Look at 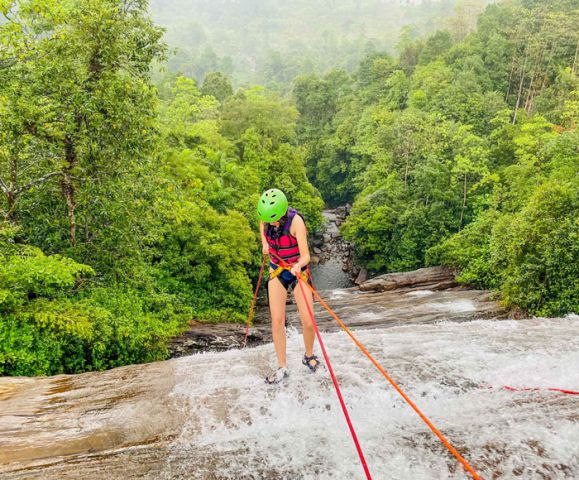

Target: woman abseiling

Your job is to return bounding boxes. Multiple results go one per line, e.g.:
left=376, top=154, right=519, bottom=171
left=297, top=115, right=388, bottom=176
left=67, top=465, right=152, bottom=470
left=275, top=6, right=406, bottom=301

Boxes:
left=257, top=188, right=322, bottom=384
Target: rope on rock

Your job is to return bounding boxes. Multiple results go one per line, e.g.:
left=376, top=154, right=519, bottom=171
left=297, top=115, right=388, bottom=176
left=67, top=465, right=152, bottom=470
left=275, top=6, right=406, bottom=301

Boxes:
left=296, top=275, right=373, bottom=479
left=243, top=254, right=267, bottom=347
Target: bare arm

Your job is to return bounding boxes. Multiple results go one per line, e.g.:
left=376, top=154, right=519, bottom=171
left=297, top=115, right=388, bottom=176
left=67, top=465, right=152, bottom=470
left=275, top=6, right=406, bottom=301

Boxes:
left=290, top=215, right=310, bottom=274
left=259, top=221, right=269, bottom=255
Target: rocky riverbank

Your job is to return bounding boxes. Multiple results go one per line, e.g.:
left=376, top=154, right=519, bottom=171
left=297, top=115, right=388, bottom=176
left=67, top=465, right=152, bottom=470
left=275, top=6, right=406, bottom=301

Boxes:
left=168, top=266, right=508, bottom=357
left=309, top=206, right=368, bottom=285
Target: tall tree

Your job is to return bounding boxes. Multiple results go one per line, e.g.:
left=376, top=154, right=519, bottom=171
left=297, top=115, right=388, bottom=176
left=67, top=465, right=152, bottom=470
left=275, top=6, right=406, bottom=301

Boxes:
left=0, top=0, right=166, bottom=249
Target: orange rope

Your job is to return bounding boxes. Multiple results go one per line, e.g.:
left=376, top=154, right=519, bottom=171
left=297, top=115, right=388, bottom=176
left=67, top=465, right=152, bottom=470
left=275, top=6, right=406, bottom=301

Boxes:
left=267, top=250, right=481, bottom=478
left=303, top=278, right=481, bottom=480
left=243, top=254, right=267, bottom=346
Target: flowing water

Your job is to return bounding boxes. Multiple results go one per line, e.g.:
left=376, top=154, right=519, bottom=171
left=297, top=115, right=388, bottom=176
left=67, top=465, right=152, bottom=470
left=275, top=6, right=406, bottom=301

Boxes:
left=1, top=315, right=578, bottom=479
left=308, top=210, right=354, bottom=290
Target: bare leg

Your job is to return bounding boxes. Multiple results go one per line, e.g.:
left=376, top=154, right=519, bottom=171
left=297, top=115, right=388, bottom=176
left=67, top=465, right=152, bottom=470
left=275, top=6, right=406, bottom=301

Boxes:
left=268, top=275, right=288, bottom=368
left=294, top=279, right=316, bottom=358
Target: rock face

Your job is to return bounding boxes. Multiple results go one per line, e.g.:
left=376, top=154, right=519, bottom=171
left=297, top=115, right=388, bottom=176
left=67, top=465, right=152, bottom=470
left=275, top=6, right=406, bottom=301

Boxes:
left=354, top=268, right=367, bottom=285
left=0, top=255, right=525, bottom=480
left=169, top=321, right=264, bottom=357
left=167, top=265, right=507, bottom=356
left=2, top=316, right=577, bottom=479
left=308, top=208, right=356, bottom=289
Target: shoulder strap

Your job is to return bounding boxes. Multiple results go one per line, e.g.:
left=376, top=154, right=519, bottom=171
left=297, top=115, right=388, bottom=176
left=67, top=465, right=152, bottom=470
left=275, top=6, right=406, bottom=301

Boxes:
left=283, top=207, right=305, bottom=234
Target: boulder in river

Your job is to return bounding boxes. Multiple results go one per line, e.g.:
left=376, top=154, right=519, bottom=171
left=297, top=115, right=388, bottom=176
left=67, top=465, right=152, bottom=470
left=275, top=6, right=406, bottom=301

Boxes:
left=354, top=268, right=368, bottom=285
left=165, top=265, right=504, bottom=356
left=360, top=266, right=456, bottom=292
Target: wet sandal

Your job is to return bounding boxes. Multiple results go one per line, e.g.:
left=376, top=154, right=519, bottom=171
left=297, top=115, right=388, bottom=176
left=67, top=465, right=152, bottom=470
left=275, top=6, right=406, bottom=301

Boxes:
left=302, top=354, right=321, bottom=373
left=265, top=367, right=289, bottom=384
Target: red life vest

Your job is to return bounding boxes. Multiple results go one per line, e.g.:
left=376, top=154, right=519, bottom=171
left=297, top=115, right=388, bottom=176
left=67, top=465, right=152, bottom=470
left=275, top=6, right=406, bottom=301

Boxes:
left=265, top=207, right=304, bottom=266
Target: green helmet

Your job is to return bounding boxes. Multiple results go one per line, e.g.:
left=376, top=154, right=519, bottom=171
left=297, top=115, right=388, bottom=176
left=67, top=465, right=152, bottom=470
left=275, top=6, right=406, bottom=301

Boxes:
left=257, top=188, right=288, bottom=222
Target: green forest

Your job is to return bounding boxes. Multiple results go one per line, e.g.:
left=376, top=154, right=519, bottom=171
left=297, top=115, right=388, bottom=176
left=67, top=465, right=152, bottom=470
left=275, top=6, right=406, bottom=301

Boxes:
left=1, top=0, right=577, bottom=376
left=148, top=0, right=473, bottom=89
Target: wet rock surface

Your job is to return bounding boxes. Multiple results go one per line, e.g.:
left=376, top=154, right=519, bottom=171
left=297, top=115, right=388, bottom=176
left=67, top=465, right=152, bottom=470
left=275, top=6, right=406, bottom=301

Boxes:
left=0, top=207, right=535, bottom=479
left=2, top=316, right=577, bottom=479
left=309, top=207, right=356, bottom=286
left=168, top=265, right=507, bottom=356
left=360, top=266, right=458, bottom=292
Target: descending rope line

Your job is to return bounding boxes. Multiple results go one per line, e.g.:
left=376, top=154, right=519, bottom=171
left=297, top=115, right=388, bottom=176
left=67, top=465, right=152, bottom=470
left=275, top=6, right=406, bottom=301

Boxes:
left=302, top=274, right=481, bottom=480
left=267, top=249, right=479, bottom=479
left=296, top=275, right=373, bottom=479
left=243, top=254, right=267, bottom=347
left=261, top=248, right=578, bottom=478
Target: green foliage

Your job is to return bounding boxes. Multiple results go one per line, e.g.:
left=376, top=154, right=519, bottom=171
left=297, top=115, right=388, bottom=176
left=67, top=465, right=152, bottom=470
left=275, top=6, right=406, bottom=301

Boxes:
left=299, top=0, right=579, bottom=317
left=201, top=71, right=234, bottom=102
left=149, top=0, right=460, bottom=87
left=0, top=224, right=188, bottom=376
left=0, top=4, right=323, bottom=377
left=429, top=127, right=579, bottom=316
left=221, top=87, right=298, bottom=147
left=498, top=182, right=578, bottom=316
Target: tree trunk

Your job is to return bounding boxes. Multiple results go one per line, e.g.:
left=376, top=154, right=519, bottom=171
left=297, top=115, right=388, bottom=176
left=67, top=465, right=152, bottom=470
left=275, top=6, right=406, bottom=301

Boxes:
left=512, top=50, right=529, bottom=125
left=460, top=173, right=467, bottom=229
left=538, top=42, right=556, bottom=97
left=5, top=155, right=18, bottom=224
left=62, top=136, right=77, bottom=247
left=524, top=45, right=545, bottom=114
left=5, top=191, right=16, bottom=224
left=573, top=37, right=579, bottom=74
left=505, top=26, right=523, bottom=101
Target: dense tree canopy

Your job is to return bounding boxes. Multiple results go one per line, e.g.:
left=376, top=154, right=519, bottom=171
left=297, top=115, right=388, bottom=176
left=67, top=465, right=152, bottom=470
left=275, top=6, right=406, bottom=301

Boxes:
left=293, top=0, right=578, bottom=316
left=0, top=0, right=322, bottom=376
left=1, top=0, right=577, bottom=376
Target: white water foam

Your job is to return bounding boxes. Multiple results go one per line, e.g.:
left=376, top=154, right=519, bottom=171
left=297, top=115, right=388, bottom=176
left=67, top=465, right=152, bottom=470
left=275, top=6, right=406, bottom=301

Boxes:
left=423, top=299, right=477, bottom=313
left=165, top=317, right=579, bottom=479
left=405, top=290, right=435, bottom=297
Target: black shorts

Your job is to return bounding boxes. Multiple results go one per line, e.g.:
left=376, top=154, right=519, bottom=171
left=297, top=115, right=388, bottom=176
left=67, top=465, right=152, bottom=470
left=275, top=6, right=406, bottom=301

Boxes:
left=269, top=262, right=309, bottom=292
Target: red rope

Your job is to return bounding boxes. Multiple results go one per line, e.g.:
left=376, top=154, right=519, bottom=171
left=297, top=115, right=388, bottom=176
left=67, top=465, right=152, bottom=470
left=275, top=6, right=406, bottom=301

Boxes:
left=296, top=276, right=373, bottom=479
left=268, top=249, right=576, bottom=479
left=243, top=254, right=267, bottom=347
left=300, top=270, right=481, bottom=480
left=485, top=385, right=579, bottom=395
